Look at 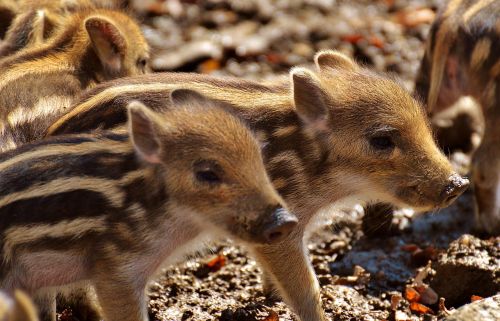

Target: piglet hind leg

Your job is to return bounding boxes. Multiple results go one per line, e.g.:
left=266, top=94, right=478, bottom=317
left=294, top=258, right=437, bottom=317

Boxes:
left=57, top=287, right=101, bottom=321
left=251, top=231, right=326, bottom=321
left=33, top=291, right=56, bottom=321
left=472, top=115, right=500, bottom=235
left=472, top=153, right=500, bottom=234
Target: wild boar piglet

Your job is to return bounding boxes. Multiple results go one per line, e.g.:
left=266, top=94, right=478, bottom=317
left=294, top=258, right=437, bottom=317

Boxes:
left=0, top=0, right=97, bottom=58
left=0, top=7, right=149, bottom=152
left=415, top=0, right=500, bottom=233
left=0, top=90, right=297, bottom=321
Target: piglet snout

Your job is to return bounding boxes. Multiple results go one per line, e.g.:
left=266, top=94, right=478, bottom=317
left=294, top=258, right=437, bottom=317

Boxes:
left=261, top=207, right=298, bottom=244
left=440, top=173, right=470, bottom=206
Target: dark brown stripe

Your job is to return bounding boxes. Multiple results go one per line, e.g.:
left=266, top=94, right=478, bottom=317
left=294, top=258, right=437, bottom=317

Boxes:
left=51, top=90, right=172, bottom=135
left=122, top=174, right=168, bottom=215
left=0, top=190, right=115, bottom=230
left=0, top=134, right=98, bottom=162
left=0, top=134, right=135, bottom=197
left=0, top=22, right=77, bottom=70
left=0, top=4, right=16, bottom=39
left=0, top=10, right=37, bottom=58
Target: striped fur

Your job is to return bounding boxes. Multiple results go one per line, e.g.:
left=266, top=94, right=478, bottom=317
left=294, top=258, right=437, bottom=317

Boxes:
left=0, top=94, right=294, bottom=321
left=0, top=0, right=18, bottom=39
left=0, top=7, right=149, bottom=152
left=415, top=0, right=500, bottom=112
left=415, top=0, right=500, bottom=233
left=0, top=7, right=65, bottom=59
left=46, top=51, right=467, bottom=321
left=0, top=0, right=127, bottom=58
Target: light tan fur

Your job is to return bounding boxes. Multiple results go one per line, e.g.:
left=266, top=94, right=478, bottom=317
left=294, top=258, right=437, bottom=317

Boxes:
left=428, top=0, right=463, bottom=112
left=462, top=0, right=495, bottom=22
left=470, top=38, right=492, bottom=71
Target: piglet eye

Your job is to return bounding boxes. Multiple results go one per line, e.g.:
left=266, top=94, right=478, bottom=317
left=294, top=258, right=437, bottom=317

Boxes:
left=194, top=160, right=223, bottom=184
left=196, top=170, right=220, bottom=183
left=369, top=135, right=395, bottom=151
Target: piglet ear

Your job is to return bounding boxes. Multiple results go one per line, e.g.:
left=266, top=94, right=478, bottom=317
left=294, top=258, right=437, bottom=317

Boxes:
left=314, top=50, right=358, bottom=73
left=291, top=67, right=329, bottom=131
left=169, top=89, right=211, bottom=107
left=85, top=16, right=125, bottom=74
left=127, top=101, right=163, bottom=164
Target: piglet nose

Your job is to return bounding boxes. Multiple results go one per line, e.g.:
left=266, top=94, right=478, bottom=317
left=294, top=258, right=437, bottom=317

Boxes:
left=262, top=207, right=298, bottom=244
left=441, top=173, right=470, bottom=206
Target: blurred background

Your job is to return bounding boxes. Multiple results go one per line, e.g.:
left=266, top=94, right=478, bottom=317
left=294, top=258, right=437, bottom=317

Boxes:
left=132, top=0, right=436, bottom=88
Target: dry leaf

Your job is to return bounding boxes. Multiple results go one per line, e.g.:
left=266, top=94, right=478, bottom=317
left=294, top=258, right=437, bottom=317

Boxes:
left=401, top=244, right=420, bottom=252
left=341, top=34, right=364, bottom=44
left=405, top=286, right=421, bottom=303
left=265, top=53, right=284, bottom=64
left=410, top=302, right=434, bottom=315
left=471, top=295, right=484, bottom=302
left=207, top=254, right=226, bottom=272
left=262, top=310, right=279, bottom=321
left=200, top=59, right=221, bottom=74
left=391, top=294, right=402, bottom=310
left=369, top=36, right=384, bottom=48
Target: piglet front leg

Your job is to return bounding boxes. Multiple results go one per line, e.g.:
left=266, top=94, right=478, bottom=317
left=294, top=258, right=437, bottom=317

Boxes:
left=92, top=262, right=148, bottom=321
left=251, top=230, right=326, bottom=321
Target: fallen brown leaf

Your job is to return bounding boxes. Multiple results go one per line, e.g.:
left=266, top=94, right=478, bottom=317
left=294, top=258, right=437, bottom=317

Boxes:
left=200, top=59, right=221, bottom=74
left=409, top=302, right=434, bottom=315
left=401, top=244, right=420, bottom=252
left=369, top=36, right=384, bottom=49
left=390, top=294, right=402, bottom=310
left=262, top=310, right=279, bottom=321
left=471, top=295, right=484, bottom=302
left=405, top=286, right=421, bottom=303
left=341, top=34, right=364, bottom=44
left=206, top=254, right=226, bottom=272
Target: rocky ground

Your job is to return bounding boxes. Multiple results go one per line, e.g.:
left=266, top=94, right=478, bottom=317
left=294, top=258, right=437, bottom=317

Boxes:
left=60, top=0, right=499, bottom=320
left=139, top=192, right=499, bottom=321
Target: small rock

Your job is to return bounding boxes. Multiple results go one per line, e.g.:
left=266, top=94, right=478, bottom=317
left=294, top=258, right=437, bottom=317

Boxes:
left=152, top=40, right=223, bottom=71
left=430, top=235, right=500, bottom=307
left=322, top=285, right=388, bottom=320
left=444, top=294, right=500, bottom=321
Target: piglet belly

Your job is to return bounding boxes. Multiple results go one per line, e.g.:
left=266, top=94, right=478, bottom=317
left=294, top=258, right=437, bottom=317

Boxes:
left=18, top=250, right=87, bottom=289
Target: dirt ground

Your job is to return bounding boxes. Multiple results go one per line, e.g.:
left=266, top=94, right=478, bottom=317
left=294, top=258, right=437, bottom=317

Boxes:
left=57, top=0, right=499, bottom=320
left=142, top=192, right=498, bottom=321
